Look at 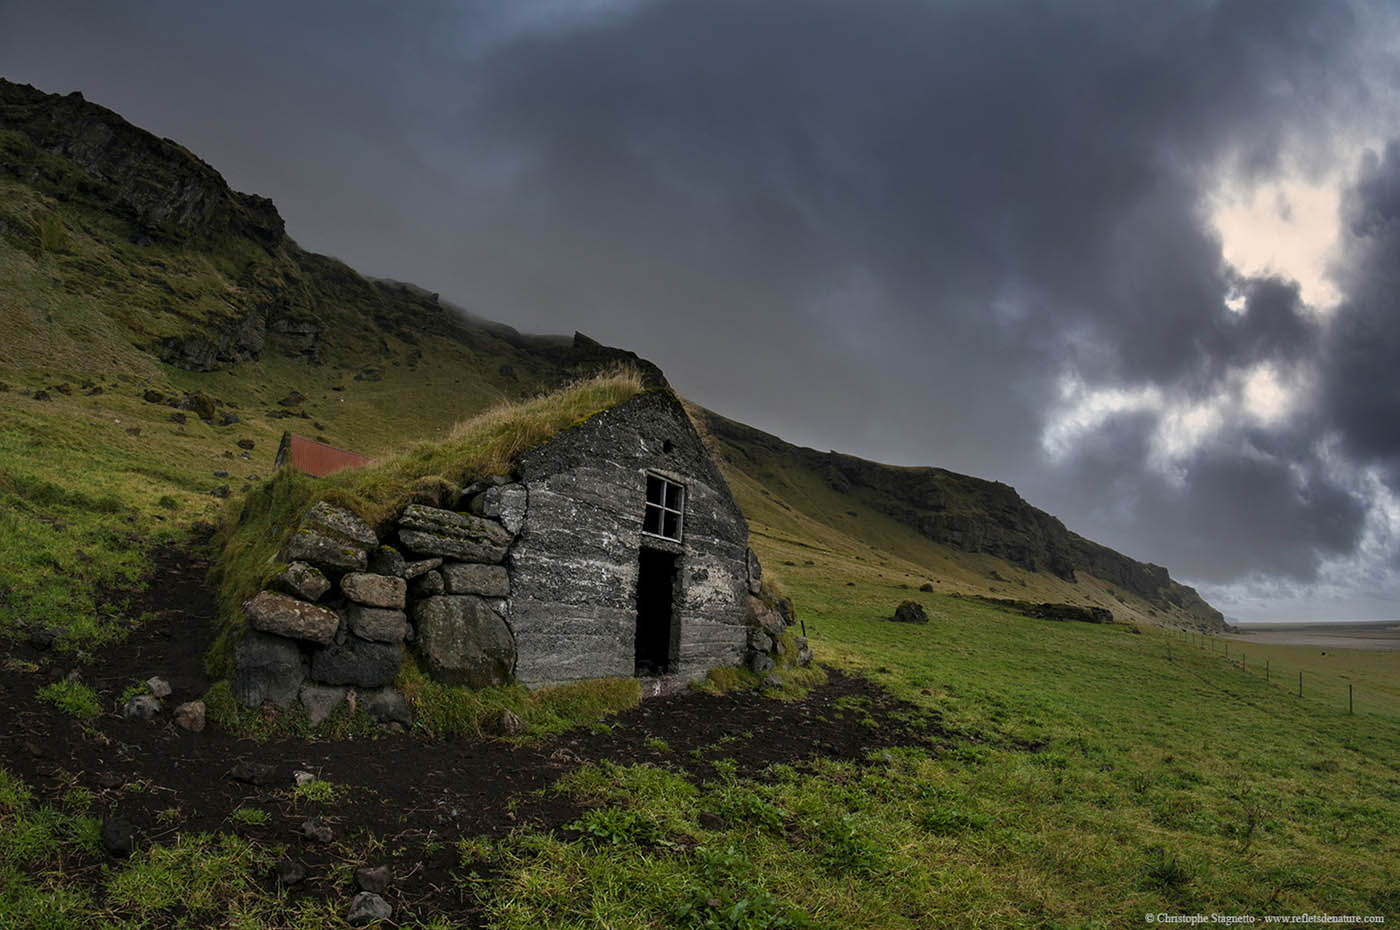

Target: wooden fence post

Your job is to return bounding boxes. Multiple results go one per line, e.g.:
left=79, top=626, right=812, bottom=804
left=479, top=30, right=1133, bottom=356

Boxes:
left=1349, top=684, right=1353, bottom=715
left=1298, top=671, right=1303, bottom=698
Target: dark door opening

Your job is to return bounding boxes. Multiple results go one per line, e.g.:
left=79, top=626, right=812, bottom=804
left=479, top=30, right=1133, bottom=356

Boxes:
left=635, top=548, right=679, bottom=676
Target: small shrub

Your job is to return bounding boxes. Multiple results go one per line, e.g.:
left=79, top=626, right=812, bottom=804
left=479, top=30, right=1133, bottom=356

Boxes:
left=290, top=780, right=340, bottom=804
left=1141, top=845, right=1193, bottom=893
left=814, top=814, right=884, bottom=875
left=568, top=808, right=670, bottom=848
left=36, top=680, right=101, bottom=721
left=230, top=807, right=269, bottom=826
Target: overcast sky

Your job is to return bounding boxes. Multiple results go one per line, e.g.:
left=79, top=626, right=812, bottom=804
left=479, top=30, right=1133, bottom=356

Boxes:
left=5, top=0, right=1400, bottom=621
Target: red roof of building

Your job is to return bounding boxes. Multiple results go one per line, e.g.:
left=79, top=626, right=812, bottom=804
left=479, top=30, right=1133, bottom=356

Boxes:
left=275, top=432, right=372, bottom=478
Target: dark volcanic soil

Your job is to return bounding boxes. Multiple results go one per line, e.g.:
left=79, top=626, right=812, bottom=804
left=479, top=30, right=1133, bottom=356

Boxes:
left=0, top=543, right=952, bottom=924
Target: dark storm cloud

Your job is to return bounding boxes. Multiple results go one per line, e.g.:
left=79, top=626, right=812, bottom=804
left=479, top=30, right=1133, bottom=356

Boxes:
left=2, top=0, right=1395, bottom=605
left=1324, top=140, right=1400, bottom=483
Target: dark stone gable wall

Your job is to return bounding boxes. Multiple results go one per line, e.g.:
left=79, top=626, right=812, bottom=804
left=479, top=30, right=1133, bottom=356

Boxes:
left=509, top=390, right=750, bottom=688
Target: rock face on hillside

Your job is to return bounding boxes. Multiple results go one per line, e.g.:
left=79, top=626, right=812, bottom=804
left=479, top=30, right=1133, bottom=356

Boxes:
left=700, top=410, right=1226, bottom=632
left=0, top=81, right=283, bottom=246
left=0, top=78, right=672, bottom=385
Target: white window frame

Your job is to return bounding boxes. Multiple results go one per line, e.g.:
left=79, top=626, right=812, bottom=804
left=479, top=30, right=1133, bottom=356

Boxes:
left=642, top=473, right=685, bottom=542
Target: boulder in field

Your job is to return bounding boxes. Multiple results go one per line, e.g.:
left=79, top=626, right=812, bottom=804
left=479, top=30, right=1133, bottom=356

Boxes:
left=174, top=700, right=206, bottom=732
left=890, top=600, right=930, bottom=624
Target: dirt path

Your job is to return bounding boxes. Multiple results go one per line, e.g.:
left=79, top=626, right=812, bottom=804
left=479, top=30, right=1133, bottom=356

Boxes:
left=0, top=544, right=950, bottom=922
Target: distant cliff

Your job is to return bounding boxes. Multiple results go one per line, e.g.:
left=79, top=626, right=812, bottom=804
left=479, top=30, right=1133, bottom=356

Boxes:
left=701, top=410, right=1226, bottom=631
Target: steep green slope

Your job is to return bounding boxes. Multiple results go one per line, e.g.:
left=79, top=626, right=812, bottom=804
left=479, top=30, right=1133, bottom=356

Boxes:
left=695, top=407, right=1226, bottom=632
left=0, top=79, right=655, bottom=645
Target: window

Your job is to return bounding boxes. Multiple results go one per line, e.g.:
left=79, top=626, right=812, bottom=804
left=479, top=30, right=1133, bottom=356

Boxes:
left=643, top=474, right=685, bottom=541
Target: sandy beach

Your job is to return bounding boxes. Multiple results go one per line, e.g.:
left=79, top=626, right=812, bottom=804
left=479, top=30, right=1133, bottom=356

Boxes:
left=1224, top=621, right=1400, bottom=652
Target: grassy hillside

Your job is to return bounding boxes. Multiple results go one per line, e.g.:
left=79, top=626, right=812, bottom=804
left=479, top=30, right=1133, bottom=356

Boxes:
left=695, top=406, right=1224, bottom=631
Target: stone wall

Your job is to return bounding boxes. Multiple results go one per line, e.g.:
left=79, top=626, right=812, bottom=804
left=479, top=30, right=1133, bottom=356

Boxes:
left=231, top=390, right=793, bottom=714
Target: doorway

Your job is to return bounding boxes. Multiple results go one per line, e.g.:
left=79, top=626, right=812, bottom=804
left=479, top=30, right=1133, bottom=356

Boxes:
left=635, top=548, right=679, bottom=676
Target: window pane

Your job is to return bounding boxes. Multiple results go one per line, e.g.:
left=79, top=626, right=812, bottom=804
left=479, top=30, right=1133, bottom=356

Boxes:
left=665, top=483, right=683, bottom=510
left=646, top=475, right=664, bottom=505
left=663, top=510, right=680, bottom=539
left=644, top=505, right=662, bottom=535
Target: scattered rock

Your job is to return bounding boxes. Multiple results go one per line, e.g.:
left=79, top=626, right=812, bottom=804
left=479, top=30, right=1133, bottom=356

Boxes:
left=919, top=582, right=935, bottom=592
left=125, top=427, right=141, bottom=437
left=123, top=694, right=161, bottom=720
left=293, top=770, right=316, bottom=787
left=301, top=818, right=333, bottom=843
left=245, top=590, right=340, bottom=645
left=143, top=390, right=165, bottom=404
left=210, top=484, right=230, bottom=498
left=341, top=572, right=407, bottom=609
left=185, top=392, right=217, bottom=421
left=762, top=673, right=783, bottom=689
left=793, top=636, right=814, bottom=667
left=890, top=600, right=930, bottom=624
left=277, top=561, right=332, bottom=602
left=237, top=438, right=255, bottom=450
left=233, top=631, right=305, bottom=708
left=413, top=595, right=516, bottom=688
left=100, top=818, right=134, bottom=857
left=146, top=676, right=172, bottom=698
left=27, top=627, right=56, bottom=650
left=229, top=760, right=278, bottom=785
left=32, top=390, right=51, bottom=401
left=174, top=700, right=206, bottom=732
left=213, top=469, right=229, bottom=478
left=365, top=687, right=412, bottom=726
left=441, top=562, right=510, bottom=597
left=278, top=390, right=305, bottom=407
left=96, top=772, right=124, bottom=789
left=299, top=684, right=348, bottom=726
left=746, top=548, right=762, bottom=595
left=397, top=504, right=512, bottom=563
left=170, top=412, right=187, bottom=424
left=698, top=811, right=725, bottom=831
left=492, top=707, right=524, bottom=737
left=346, top=892, right=391, bottom=926
left=218, top=412, right=241, bottom=426
left=275, top=859, right=307, bottom=887
left=355, top=865, right=392, bottom=894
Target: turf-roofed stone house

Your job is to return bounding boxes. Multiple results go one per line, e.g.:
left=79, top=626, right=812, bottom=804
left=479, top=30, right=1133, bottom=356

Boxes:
left=233, top=389, right=797, bottom=718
